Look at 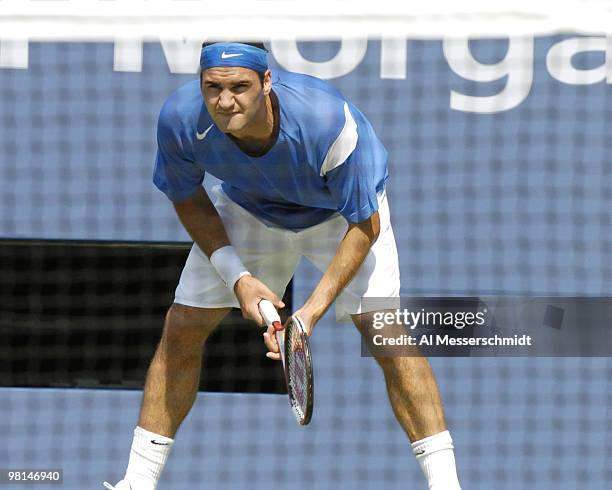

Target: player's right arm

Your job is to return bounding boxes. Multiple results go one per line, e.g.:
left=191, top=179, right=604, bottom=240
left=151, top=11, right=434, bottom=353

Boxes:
left=172, top=186, right=229, bottom=257
left=153, top=97, right=282, bottom=324
left=172, top=188, right=284, bottom=323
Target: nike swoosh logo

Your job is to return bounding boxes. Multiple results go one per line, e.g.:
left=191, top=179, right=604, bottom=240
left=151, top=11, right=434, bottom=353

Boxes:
left=221, top=52, right=243, bottom=59
left=103, top=482, right=131, bottom=490
left=151, top=439, right=170, bottom=446
left=196, top=124, right=214, bottom=141
left=415, top=449, right=426, bottom=456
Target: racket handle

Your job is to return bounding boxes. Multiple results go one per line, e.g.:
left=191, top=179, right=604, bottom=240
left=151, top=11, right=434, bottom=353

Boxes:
left=259, top=299, right=284, bottom=331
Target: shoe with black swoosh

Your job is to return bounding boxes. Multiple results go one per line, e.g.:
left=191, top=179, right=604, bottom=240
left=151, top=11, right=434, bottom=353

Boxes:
left=103, top=480, right=132, bottom=489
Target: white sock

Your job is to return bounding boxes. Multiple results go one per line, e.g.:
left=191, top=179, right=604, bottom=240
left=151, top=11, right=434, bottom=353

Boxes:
left=124, top=426, right=174, bottom=490
left=411, top=430, right=461, bottom=490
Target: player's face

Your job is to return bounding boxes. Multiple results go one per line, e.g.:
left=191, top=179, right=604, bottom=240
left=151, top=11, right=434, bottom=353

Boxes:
left=201, top=67, right=270, bottom=135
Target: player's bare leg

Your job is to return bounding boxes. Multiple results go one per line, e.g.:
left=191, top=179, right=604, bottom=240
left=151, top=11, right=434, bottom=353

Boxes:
left=352, top=312, right=445, bottom=439
left=105, top=304, right=231, bottom=490
left=138, top=303, right=231, bottom=437
left=352, top=312, right=461, bottom=489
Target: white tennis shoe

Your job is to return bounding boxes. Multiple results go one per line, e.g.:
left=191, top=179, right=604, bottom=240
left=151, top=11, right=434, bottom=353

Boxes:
left=103, top=480, right=132, bottom=490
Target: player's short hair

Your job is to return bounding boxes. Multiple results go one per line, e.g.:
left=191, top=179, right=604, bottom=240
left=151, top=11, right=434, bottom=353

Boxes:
left=201, top=41, right=267, bottom=52
left=200, top=41, right=268, bottom=85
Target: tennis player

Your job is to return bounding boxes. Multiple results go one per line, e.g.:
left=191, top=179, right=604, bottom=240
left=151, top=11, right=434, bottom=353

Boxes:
left=104, top=42, right=461, bottom=490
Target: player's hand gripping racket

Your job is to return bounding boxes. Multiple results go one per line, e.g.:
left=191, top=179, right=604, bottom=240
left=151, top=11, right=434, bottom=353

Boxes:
left=259, top=300, right=314, bottom=425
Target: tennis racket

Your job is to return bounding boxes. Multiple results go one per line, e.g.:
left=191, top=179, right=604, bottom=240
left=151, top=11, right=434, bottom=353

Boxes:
left=259, top=300, right=314, bottom=425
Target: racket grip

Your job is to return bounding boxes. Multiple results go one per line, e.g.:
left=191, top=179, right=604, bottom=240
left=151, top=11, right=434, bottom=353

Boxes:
left=259, top=299, right=283, bottom=331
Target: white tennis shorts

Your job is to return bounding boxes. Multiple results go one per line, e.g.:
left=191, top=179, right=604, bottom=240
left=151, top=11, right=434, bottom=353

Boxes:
left=174, top=185, right=400, bottom=321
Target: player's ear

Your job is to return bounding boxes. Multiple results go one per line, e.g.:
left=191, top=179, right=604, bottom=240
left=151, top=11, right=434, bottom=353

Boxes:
left=262, top=69, right=272, bottom=96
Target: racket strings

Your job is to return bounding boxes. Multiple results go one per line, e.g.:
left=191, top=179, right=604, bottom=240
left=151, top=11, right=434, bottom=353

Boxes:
left=286, top=325, right=309, bottom=415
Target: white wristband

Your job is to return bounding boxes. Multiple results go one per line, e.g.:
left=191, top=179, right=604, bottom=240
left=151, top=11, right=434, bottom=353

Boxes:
left=209, top=245, right=251, bottom=291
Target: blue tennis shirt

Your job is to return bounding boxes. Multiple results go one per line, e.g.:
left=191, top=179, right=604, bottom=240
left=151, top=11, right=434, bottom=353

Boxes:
left=153, top=69, right=388, bottom=231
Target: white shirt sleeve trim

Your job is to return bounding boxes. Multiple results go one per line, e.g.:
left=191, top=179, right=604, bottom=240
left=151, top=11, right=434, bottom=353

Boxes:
left=319, top=102, right=358, bottom=177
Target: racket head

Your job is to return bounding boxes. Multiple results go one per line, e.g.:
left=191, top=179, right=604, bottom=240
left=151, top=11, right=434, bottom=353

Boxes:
left=283, top=315, right=314, bottom=425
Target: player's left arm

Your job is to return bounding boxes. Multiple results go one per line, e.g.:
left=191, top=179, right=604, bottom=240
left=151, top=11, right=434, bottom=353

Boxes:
left=298, top=211, right=380, bottom=332
left=263, top=211, right=379, bottom=360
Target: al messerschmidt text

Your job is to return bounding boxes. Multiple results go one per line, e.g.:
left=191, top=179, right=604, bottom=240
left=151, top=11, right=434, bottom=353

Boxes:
left=373, top=334, right=533, bottom=347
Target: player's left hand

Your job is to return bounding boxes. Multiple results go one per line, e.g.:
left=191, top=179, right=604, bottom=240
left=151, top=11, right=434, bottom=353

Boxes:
left=262, top=306, right=316, bottom=361
left=291, top=306, right=316, bottom=336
